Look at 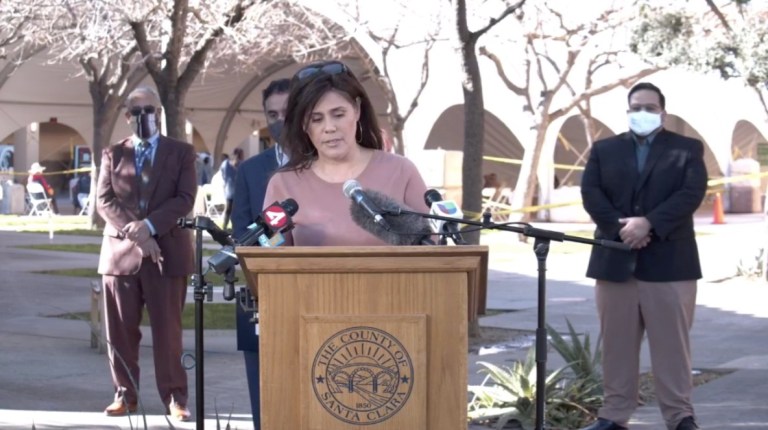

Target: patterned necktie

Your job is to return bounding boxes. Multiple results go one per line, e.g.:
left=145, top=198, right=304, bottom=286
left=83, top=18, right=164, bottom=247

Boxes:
left=137, top=141, right=152, bottom=211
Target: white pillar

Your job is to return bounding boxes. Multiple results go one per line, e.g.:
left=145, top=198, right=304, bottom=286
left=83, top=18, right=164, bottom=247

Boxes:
left=185, top=120, right=194, bottom=146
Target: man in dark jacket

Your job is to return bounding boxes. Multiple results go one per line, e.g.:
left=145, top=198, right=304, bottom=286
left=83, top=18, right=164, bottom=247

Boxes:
left=579, top=82, right=707, bottom=430
left=230, top=78, right=290, bottom=429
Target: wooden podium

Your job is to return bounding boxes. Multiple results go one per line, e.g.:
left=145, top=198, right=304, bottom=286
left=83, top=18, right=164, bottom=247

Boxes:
left=237, top=246, right=488, bottom=430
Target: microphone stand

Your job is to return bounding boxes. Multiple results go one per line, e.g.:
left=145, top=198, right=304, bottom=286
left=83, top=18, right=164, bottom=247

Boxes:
left=390, top=208, right=629, bottom=430
left=177, top=216, right=216, bottom=430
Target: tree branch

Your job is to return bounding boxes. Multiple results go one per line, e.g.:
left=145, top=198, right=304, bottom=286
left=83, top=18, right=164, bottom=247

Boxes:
left=471, top=0, right=526, bottom=42
left=478, top=45, right=526, bottom=96
left=129, top=21, right=161, bottom=78
left=178, top=0, right=253, bottom=95
left=705, top=0, right=732, bottom=33
left=550, top=67, right=662, bottom=119
left=402, top=39, right=433, bottom=123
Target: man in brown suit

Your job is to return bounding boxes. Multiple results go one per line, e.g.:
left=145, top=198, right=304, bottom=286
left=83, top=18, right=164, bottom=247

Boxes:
left=96, top=86, right=196, bottom=421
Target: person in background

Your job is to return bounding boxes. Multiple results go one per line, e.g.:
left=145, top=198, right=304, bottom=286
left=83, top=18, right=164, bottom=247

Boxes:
left=263, top=59, right=428, bottom=246
left=219, top=148, right=243, bottom=231
left=28, top=162, right=60, bottom=214
left=70, top=172, right=91, bottom=214
left=230, top=77, right=290, bottom=430
left=579, top=82, right=707, bottom=430
left=196, top=153, right=213, bottom=186
left=96, top=86, right=196, bottom=422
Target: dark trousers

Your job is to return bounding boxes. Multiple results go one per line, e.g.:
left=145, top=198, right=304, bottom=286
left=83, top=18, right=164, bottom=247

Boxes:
left=222, top=198, right=234, bottom=231
left=244, top=350, right=260, bottom=429
left=103, top=268, right=188, bottom=408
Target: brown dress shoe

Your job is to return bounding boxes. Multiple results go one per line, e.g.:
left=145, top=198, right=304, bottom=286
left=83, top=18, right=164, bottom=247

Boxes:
left=104, top=400, right=138, bottom=416
left=169, top=402, right=191, bottom=421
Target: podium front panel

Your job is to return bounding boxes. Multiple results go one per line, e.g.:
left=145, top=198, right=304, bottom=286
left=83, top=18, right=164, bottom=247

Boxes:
left=237, top=246, right=487, bottom=430
left=300, top=315, right=427, bottom=430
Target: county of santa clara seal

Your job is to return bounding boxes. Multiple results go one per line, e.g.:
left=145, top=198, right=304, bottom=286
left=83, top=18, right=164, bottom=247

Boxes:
left=311, top=326, right=415, bottom=425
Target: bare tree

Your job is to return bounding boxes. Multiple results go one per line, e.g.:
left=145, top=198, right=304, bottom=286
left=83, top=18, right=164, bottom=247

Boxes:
left=452, top=0, right=526, bottom=244
left=341, top=0, right=442, bottom=155
left=480, top=1, right=659, bottom=222
left=125, top=0, right=264, bottom=140
left=0, top=2, right=49, bottom=95
left=19, top=1, right=149, bottom=225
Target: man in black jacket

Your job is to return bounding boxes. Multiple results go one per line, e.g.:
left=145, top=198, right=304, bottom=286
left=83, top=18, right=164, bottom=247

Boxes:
left=579, top=82, right=707, bottom=430
left=230, top=78, right=290, bottom=430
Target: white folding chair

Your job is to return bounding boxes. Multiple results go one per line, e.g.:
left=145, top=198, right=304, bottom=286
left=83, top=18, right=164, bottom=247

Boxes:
left=26, top=182, right=54, bottom=216
left=202, top=183, right=226, bottom=218
left=78, top=193, right=90, bottom=215
left=482, top=187, right=513, bottom=221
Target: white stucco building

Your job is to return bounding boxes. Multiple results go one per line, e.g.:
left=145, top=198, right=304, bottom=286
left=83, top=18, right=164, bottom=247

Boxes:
left=1, top=0, right=766, bottom=216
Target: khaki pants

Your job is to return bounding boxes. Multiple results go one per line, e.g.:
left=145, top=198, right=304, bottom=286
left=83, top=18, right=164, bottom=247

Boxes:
left=595, top=278, right=697, bottom=429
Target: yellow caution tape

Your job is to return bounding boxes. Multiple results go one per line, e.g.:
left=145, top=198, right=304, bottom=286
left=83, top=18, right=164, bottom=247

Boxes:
left=5, top=167, right=92, bottom=176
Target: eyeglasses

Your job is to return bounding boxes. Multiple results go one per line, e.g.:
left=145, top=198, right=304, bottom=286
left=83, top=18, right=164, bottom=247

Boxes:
left=294, top=61, right=349, bottom=83
left=129, top=105, right=157, bottom=116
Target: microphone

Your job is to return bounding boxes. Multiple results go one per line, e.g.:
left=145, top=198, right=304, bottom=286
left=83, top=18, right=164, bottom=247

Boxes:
left=208, top=198, right=298, bottom=299
left=424, top=189, right=467, bottom=245
left=343, top=179, right=391, bottom=231
left=349, top=189, right=434, bottom=246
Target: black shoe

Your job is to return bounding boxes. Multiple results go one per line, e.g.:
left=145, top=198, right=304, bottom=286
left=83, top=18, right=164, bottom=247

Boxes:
left=676, top=416, right=699, bottom=430
left=580, top=418, right=627, bottom=430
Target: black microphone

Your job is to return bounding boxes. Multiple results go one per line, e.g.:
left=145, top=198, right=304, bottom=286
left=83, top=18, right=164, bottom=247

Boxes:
left=423, top=189, right=467, bottom=245
left=208, top=198, right=298, bottom=299
left=343, top=179, right=391, bottom=231
left=349, top=189, right=434, bottom=246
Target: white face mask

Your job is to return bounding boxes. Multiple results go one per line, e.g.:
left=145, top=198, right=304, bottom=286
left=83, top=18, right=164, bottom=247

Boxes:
left=627, top=111, right=662, bottom=136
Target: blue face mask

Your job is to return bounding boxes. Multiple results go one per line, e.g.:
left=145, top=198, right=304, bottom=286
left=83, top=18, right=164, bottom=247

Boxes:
left=628, top=111, right=662, bottom=136
left=267, top=120, right=284, bottom=143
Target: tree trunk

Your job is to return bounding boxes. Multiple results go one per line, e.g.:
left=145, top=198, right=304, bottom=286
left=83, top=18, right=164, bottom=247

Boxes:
left=161, top=89, right=187, bottom=141
left=89, top=98, right=121, bottom=228
left=519, top=122, right=548, bottom=223
left=457, top=20, right=484, bottom=245
left=392, top=120, right=405, bottom=156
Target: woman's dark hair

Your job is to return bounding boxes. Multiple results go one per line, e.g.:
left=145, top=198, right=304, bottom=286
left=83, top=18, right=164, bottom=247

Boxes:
left=280, top=61, right=383, bottom=172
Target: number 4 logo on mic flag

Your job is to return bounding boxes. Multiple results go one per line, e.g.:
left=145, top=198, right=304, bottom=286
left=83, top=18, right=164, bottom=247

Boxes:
left=264, top=204, right=288, bottom=229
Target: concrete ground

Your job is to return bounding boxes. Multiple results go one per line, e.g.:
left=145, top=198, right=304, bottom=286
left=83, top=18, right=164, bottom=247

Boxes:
left=0, top=209, right=766, bottom=429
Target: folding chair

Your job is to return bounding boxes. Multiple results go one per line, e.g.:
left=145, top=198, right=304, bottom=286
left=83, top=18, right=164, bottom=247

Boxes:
left=78, top=193, right=90, bottom=215
left=26, top=182, right=54, bottom=216
left=202, top=183, right=226, bottom=218
left=482, top=187, right=513, bottom=221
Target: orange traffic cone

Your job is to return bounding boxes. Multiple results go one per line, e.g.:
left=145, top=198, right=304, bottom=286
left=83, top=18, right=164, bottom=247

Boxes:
left=712, top=192, right=725, bottom=224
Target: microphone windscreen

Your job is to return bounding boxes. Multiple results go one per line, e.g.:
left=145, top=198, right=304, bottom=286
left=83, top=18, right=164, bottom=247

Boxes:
left=423, top=189, right=443, bottom=207
left=349, top=190, right=432, bottom=246
left=281, top=198, right=299, bottom=216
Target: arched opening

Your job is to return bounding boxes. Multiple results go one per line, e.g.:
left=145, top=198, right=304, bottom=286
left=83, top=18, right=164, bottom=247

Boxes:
left=1, top=121, right=87, bottom=192
left=423, top=105, right=523, bottom=188
left=731, top=119, right=767, bottom=160
left=665, top=115, right=722, bottom=178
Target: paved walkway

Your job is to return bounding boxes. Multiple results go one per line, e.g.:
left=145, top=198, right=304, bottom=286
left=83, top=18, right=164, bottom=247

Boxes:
left=0, top=213, right=766, bottom=429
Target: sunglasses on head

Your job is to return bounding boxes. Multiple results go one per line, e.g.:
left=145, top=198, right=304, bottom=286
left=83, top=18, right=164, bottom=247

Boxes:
left=294, top=61, right=349, bottom=82
left=129, top=105, right=157, bottom=116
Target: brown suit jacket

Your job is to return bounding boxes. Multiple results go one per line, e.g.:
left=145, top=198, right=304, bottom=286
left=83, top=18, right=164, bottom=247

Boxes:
left=96, top=135, right=197, bottom=276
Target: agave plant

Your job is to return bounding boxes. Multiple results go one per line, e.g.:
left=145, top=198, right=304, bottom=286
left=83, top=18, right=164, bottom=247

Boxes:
left=468, top=320, right=606, bottom=429
left=546, top=319, right=604, bottom=427
left=468, top=348, right=566, bottom=429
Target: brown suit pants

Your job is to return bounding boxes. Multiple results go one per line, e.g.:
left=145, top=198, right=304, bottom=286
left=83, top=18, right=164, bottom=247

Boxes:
left=103, top=263, right=188, bottom=408
left=596, top=278, right=697, bottom=430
